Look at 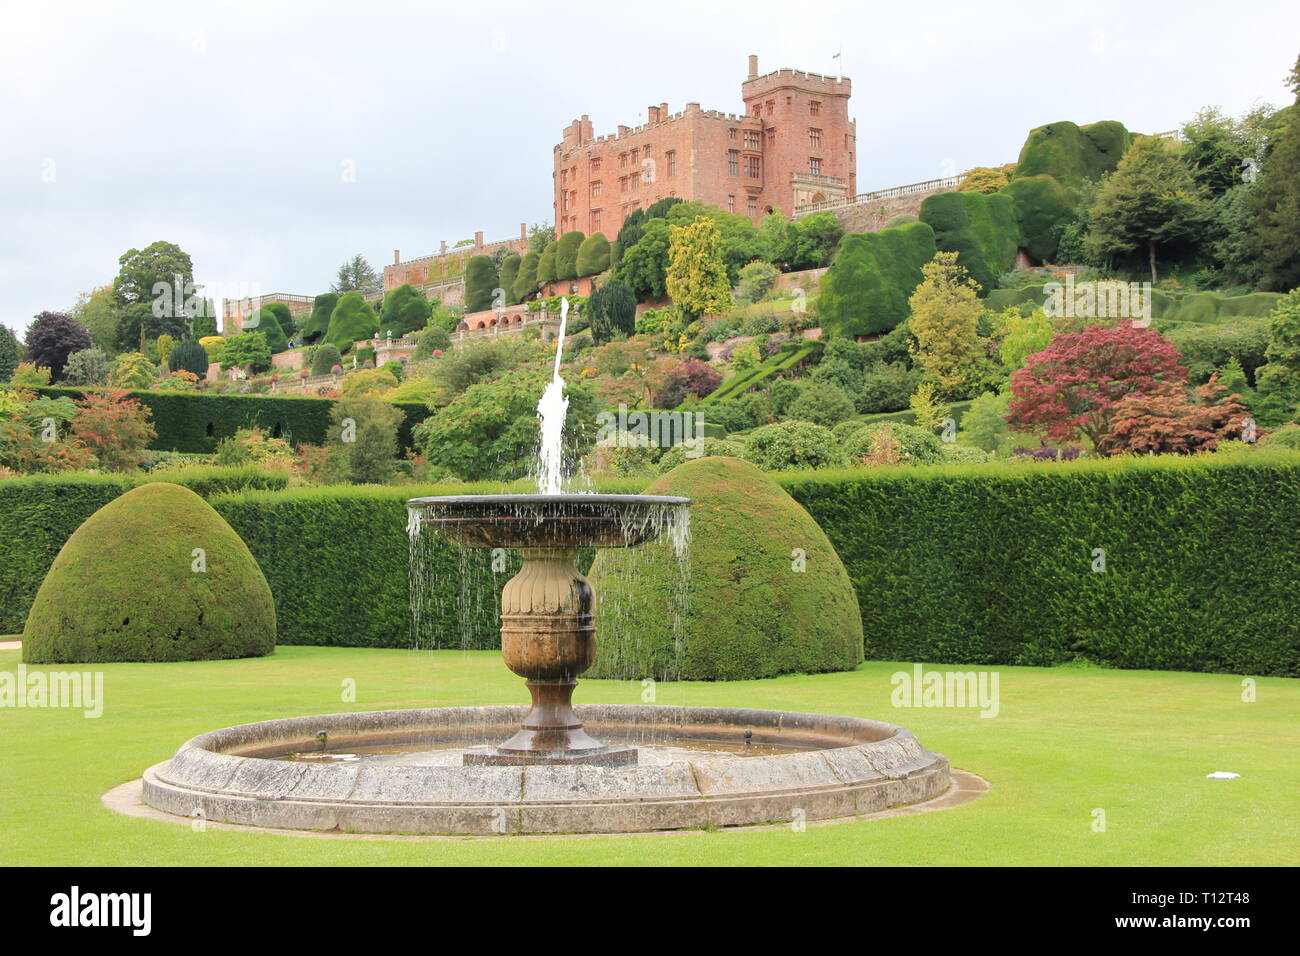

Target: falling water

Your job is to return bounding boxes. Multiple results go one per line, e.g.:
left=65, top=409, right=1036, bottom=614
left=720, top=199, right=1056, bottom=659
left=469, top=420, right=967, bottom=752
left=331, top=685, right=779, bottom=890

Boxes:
left=407, top=289, right=693, bottom=700
left=534, top=297, right=571, bottom=495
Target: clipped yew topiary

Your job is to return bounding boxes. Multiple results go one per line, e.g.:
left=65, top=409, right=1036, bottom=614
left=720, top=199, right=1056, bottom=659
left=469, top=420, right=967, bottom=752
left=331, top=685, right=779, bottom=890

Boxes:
left=22, top=482, right=275, bottom=663
left=588, top=456, right=863, bottom=680
left=325, top=291, right=379, bottom=352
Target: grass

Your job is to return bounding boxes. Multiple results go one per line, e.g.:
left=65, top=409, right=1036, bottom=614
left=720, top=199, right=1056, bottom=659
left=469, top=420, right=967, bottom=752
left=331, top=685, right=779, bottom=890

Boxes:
left=1, top=642, right=1296, bottom=866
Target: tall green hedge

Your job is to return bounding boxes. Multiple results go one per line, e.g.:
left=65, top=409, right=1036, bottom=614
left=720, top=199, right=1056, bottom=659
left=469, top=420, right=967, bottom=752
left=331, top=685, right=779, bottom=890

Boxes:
left=0, top=468, right=287, bottom=633
left=33, top=386, right=428, bottom=454
left=817, top=222, right=937, bottom=338
left=6, top=456, right=1299, bottom=675
left=919, top=190, right=1020, bottom=292
left=782, top=452, right=1300, bottom=675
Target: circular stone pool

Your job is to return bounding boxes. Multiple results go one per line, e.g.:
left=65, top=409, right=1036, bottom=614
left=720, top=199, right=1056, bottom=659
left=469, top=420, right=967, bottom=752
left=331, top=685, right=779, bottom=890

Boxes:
left=141, top=705, right=952, bottom=835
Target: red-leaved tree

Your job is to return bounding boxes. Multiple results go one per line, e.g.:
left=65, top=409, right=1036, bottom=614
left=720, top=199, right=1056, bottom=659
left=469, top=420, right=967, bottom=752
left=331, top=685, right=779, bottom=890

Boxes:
left=70, top=390, right=157, bottom=472
left=1008, top=325, right=1187, bottom=446
left=1096, top=375, right=1251, bottom=455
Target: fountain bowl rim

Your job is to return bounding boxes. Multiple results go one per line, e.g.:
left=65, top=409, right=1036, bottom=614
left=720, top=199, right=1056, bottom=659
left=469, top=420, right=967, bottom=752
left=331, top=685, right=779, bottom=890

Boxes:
left=406, top=493, right=691, bottom=507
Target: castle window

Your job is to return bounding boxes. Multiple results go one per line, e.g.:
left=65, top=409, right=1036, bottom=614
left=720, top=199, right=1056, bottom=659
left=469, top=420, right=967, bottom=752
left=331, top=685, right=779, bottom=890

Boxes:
left=809, top=128, right=822, bottom=148
left=748, top=198, right=758, bottom=217
left=631, top=148, right=639, bottom=166
left=753, top=104, right=761, bottom=117
left=666, top=150, right=676, bottom=177
left=620, top=153, right=627, bottom=167
left=591, top=157, right=601, bottom=172
left=744, top=155, right=760, bottom=178
left=727, top=195, right=735, bottom=213
left=810, top=100, right=822, bottom=115
left=621, top=177, right=629, bottom=193
left=592, top=209, right=602, bottom=231
left=809, top=157, right=822, bottom=175
left=766, top=99, right=775, bottom=112
left=728, top=150, right=739, bottom=176
left=729, top=128, right=737, bottom=139
left=743, top=130, right=761, bottom=150
left=591, top=180, right=602, bottom=197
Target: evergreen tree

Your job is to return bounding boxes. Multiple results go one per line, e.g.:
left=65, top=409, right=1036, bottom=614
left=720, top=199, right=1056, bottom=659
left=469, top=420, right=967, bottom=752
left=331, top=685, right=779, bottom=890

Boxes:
left=324, top=291, right=379, bottom=352
left=332, top=254, right=381, bottom=294
left=463, top=256, right=499, bottom=313
left=665, top=217, right=732, bottom=321
left=537, top=241, right=559, bottom=283
left=588, top=279, right=636, bottom=343
left=513, top=251, right=540, bottom=302
left=379, top=284, right=432, bottom=336
left=0, top=325, right=21, bottom=383
left=554, top=231, right=585, bottom=280
left=575, top=233, right=611, bottom=277
left=1249, top=55, right=1300, bottom=291
left=498, top=254, right=522, bottom=306
left=611, top=208, right=646, bottom=267
left=303, top=292, right=339, bottom=343
left=1083, top=137, right=1213, bottom=282
left=168, top=339, right=210, bottom=376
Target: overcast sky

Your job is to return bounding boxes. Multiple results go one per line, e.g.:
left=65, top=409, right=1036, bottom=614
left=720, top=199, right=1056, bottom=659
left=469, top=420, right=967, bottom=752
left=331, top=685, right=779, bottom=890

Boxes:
left=2, top=0, right=1297, bottom=335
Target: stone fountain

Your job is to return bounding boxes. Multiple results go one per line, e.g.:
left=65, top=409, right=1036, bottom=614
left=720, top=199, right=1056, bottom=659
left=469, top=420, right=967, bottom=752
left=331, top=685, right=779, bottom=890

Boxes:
left=133, top=299, right=958, bottom=835
left=406, top=492, right=690, bottom=768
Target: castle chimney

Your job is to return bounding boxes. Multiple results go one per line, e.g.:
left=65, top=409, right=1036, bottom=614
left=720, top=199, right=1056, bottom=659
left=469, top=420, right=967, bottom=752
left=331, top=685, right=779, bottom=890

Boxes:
left=748, top=54, right=758, bottom=79
left=660, top=101, right=668, bottom=118
left=474, top=230, right=484, bottom=248
left=520, top=222, right=527, bottom=240
left=393, top=249, right=400, bottom=265
left=440, top=240, right=447, bottom=255
left=647, top=105, right=659, bottom=123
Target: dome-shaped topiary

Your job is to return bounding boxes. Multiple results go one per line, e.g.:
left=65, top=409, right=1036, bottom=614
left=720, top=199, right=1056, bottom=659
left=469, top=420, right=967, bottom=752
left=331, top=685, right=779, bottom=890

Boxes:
left=587, top=456, right=863, bottom=680
left=22, top=483, right=276, bottom=663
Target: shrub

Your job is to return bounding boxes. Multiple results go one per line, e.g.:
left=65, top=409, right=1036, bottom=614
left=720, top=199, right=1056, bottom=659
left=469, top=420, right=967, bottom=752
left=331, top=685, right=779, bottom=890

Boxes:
left=310, top=343, right=343, bottom=376
left=22, top=483, right=275, bottom=663
left=588, top=278, right=636, bottom=343
left=411, top=325, right=450, bottom=360
left=818, top=222, right=938, bottom=338
left=338, top=367, right=399, bottom=398
left=587, top=456, right=864, bottom=680
left=1263, top=425, right=1300, bottom=449
left=62, top=348, right=109, bottom=386
left=857, top=361, right=922, bottom=414
left=512, top=251, right=540, bottom=302
left=654, top=437, right=746, bottom=472
left=198, top=335, right=225, bottom=365
left=324, top=396, right=405, bottom=484
left=244, top=308, right=288, bottom=353
left=13, top=362, right=52, bottom=387
left=554, top=231, right=586, bottom=280
left=842, top=421, right=944, bottom=465
left=737, top=260, right=779, bottom=303
left=1012, top=119, right=1131, bottom=187
left=463, top=256, right=499, bottom=313
left=1001, top=174, right=1076, bottom=263
left=788, top=381, right=856, bottom=427
left=575, top=232, right=611, bottom=277
left=743, top=419, right=841, bottom=470
left=325, top=291, right=379, bottom=352
left=219, top=332, right=272, bottom=372
left=70, top=390, right=156, bottom=471
left=168, top=339, right=210, bottom=377
left=379, top=284, right=432, bottom=337
left=654, top=358, right=722, bottom=408
left=302, top=292, right=339, bottom=343
left=536, top=241, right=559, bottom=284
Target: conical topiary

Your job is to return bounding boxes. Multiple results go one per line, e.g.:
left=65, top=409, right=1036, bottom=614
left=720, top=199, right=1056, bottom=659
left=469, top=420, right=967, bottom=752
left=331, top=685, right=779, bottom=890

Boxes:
left=587, top=456, right=864, bottom=680
left=22, top=482, right=276, bottom=663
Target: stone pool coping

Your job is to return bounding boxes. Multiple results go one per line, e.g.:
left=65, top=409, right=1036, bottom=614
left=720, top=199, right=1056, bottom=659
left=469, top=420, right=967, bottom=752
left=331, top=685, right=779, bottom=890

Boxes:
left=137, top=705, right=960, bottom=836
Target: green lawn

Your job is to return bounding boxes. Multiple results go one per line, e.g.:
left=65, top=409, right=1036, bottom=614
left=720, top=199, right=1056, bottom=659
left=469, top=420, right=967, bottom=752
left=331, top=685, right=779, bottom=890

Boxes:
left=1, top=643, right=1296, bottom=866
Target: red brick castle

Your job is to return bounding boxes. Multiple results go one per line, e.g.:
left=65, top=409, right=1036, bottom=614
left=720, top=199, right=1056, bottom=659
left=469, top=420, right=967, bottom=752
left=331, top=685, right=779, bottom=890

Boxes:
left=554, top=54, right=856, bottom=235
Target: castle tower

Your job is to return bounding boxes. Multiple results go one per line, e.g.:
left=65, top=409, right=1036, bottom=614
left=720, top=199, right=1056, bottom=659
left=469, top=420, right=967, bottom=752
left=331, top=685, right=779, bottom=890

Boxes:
left=740, top=54, right=855, bottom=216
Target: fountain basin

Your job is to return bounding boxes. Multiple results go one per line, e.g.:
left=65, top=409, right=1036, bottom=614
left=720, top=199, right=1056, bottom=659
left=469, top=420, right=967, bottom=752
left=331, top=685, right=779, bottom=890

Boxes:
left=407, top=493, right=691, bottom=550
left=141, top=705, right=951, bottom=834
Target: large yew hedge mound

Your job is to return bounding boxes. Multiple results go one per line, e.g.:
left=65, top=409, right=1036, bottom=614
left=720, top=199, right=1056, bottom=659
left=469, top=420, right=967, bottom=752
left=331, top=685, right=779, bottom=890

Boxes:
left=587, top=456, right=864, bottom=680
left=23, top=482, right=276, bottom=663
